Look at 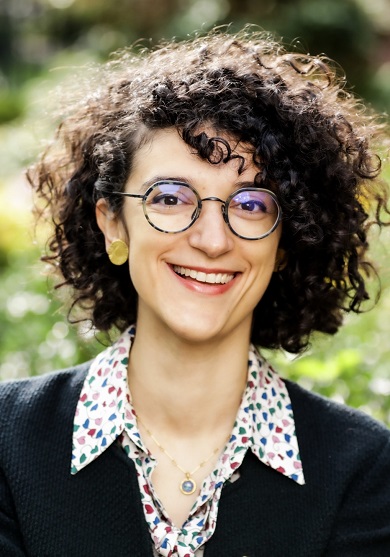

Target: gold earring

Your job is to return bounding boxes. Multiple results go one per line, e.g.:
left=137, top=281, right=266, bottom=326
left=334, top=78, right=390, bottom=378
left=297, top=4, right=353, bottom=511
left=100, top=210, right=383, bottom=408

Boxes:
left=274, top=248, right=287, bottom=272
left=107, top=239, right=128, bottom=265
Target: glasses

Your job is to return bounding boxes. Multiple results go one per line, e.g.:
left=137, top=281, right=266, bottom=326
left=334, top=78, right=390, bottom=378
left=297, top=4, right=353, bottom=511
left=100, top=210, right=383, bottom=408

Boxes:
left=109, top=180, right=281, bottom=240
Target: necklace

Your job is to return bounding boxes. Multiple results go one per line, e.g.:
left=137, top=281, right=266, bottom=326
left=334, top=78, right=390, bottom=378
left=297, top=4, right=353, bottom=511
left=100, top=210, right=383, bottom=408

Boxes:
left=136, top=414, right=222, bottom=495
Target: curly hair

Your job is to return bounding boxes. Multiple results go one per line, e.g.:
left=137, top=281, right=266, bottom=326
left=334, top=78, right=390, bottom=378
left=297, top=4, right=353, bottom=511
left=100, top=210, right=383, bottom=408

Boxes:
left=27, top=28, right=389, bottom=353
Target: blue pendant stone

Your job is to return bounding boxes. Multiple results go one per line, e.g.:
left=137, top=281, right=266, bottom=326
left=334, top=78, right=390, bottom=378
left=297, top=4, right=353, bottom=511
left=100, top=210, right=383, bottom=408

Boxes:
left=180, top=478, right=196, bottom=494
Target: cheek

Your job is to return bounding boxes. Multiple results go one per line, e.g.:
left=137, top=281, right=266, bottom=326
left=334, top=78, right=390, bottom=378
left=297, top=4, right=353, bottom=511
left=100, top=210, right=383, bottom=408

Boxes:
left=247, top=243, right=279, bottom=295
left=125, top=228, right=145, bottom=287
left=250, top=239, right=279, bottom=271
left=125, top=227, right=161, bottom=288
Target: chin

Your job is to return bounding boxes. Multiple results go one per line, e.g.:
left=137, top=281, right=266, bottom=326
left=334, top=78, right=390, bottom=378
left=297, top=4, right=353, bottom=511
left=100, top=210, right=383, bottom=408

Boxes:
left=166, top=315, right=227, bottom=345
left=168, top=311, right=252, bottom=346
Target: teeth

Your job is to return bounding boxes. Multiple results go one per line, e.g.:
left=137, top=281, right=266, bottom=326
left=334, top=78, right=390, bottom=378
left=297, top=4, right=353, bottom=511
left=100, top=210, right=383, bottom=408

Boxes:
left=173, top=265, right=234, bottom=284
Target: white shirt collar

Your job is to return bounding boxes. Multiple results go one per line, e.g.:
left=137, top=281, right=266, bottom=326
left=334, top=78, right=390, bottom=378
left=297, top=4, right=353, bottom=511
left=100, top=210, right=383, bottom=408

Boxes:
left=71, top=325, right=304, bottom=485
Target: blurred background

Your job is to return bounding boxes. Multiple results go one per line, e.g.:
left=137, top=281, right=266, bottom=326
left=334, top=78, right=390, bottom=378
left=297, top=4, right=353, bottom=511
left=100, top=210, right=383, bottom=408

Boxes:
left=0, top=0, right=389, bottom=425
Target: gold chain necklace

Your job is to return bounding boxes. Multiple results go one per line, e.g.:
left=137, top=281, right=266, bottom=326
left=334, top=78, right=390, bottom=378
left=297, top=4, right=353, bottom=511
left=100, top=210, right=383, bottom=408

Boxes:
left=136, top=413, right=222, bottom=495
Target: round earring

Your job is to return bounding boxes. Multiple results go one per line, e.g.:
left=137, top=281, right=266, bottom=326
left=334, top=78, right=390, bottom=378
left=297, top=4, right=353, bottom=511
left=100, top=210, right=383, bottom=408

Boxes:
left=274, top=248, right=287, bottom=272
left=107, top=239, right=129, bottom=265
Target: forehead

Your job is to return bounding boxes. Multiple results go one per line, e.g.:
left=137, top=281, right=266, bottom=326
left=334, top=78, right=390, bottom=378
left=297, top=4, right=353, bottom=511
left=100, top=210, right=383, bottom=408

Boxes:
left=130, top=127, right=257, bottom=189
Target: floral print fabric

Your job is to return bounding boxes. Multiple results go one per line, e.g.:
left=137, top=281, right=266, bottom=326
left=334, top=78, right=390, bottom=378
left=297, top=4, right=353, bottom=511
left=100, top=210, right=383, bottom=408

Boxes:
left=72, top=326, right=304, bottom=556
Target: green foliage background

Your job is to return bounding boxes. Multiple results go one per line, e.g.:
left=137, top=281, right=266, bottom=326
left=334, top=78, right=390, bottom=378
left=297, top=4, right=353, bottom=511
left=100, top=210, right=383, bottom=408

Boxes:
left=0, top=0, right=389, bottom=426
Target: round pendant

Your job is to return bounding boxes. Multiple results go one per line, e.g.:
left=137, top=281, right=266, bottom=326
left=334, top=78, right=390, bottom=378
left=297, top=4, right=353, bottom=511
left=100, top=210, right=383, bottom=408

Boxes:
left=180, top=477, right=196, bottom=495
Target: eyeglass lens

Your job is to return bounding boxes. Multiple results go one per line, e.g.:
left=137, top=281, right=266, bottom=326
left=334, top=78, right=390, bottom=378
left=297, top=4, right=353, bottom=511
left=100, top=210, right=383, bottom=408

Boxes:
left=142, top=181, right=280, bottom=239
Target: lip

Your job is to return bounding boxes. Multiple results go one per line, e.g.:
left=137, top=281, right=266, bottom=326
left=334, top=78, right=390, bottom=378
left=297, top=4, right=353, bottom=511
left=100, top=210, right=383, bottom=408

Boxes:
left=168, top=263, right=239, bottom=294
left=171, top=264, right=237, bottom=275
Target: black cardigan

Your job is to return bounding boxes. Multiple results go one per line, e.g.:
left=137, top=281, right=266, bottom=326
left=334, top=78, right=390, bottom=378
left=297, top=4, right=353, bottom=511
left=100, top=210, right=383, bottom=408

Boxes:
left=0, top=364, right=389, bottom=556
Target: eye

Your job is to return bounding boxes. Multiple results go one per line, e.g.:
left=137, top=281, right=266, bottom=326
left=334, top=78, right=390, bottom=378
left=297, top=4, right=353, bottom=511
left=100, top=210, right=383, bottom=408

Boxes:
left=230, top=190, right=275, bottom=213
left=229, top=189, right=276, bottom=217
left=237, top=199, right=267, bottom=213
left=146, top=181, right=198, bottom=211
left=152, top=193, right=181, bottom=206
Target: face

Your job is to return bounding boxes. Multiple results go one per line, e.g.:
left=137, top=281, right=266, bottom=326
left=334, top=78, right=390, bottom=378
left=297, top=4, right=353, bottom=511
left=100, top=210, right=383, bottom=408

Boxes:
left=96, top=128, right=281, bottom=345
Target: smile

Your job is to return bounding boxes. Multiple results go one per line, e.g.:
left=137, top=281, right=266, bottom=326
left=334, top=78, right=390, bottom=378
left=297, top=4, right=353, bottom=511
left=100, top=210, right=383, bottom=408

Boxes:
left=172, top=265, right=235, bottom=284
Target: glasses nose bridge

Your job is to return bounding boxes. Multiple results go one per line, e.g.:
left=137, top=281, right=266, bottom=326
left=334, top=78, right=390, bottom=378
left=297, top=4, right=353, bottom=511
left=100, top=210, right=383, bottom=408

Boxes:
left=199, top=196, right=228, bottom=222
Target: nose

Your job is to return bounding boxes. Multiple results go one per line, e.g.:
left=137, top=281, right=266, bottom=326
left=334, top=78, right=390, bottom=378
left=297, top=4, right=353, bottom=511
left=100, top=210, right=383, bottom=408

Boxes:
left=187, top=199, right=234, bottom=258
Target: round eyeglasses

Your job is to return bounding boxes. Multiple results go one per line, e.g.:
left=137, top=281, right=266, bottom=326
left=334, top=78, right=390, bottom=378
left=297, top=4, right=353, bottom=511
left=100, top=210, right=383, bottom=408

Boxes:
left=108, top=180, right=282, bottom=240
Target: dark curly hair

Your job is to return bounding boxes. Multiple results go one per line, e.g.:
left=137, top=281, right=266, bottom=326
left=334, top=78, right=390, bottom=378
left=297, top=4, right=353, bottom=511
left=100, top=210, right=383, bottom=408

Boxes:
left=27, top=28, right=389, bottom=354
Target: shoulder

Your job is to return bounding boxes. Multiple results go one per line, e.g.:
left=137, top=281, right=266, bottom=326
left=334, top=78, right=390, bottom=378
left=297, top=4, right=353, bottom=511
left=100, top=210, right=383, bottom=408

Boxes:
left=0, top=363, right=91, bottom=433
left=285, top=379, right=390, bottom=479
left=286, top=378, right=389, bottom=439
left=284, top=382, right=390, bottom=551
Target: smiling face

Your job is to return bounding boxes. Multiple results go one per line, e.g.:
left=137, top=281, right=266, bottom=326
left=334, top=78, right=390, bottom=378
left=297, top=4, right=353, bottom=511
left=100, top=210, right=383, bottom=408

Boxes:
left=96, top=128, right=281, bottom=345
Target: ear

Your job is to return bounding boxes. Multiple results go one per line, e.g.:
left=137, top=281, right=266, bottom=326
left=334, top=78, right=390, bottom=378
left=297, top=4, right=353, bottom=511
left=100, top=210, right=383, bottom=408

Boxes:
left=95, top=198, right=126, bottom=252
left=273, top=248, right=287, bottom=272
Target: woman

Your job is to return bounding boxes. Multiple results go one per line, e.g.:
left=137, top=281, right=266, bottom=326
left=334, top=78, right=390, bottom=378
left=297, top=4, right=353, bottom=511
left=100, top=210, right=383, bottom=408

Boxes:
left=1, top=29, right=389, bottom=556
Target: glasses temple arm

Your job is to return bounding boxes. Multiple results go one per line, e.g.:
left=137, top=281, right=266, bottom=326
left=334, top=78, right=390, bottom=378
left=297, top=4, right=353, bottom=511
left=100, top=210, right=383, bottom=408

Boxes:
left=110, top=191, right=144, bottom=199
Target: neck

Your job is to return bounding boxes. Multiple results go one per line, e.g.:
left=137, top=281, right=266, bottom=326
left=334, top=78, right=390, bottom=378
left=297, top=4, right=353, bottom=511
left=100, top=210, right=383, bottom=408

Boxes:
left=127, top=319, right=251, bottom=438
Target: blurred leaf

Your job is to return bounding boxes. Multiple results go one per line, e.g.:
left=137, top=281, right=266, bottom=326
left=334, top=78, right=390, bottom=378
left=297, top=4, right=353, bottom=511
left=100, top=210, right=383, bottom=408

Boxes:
left=0, top=91, right=24, bottom=124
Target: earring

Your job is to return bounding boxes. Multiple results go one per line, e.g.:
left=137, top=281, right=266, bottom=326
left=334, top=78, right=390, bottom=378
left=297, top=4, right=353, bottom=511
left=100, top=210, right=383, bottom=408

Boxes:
left=274, top=248, right=287, bottom=272
left=107, top=239, right=128, bottom=265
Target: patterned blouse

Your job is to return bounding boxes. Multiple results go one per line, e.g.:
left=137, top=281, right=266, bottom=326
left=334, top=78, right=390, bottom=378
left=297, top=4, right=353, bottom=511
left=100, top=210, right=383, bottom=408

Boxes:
left=72, top=325, right=305, bottom=556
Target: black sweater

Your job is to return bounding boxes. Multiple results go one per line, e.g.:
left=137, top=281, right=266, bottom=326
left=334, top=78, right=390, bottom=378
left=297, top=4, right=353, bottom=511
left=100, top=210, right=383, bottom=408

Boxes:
left=0, top=364, right=389, bottom=556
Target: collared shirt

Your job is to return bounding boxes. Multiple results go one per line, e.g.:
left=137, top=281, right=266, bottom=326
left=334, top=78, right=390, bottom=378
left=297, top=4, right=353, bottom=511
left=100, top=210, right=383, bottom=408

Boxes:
left=72, top=325, right=304, bottom=556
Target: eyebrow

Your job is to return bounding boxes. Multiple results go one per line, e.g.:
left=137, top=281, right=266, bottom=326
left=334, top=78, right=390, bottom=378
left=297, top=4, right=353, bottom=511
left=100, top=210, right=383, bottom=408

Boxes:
left=138, top=175, right=257, bottom=193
